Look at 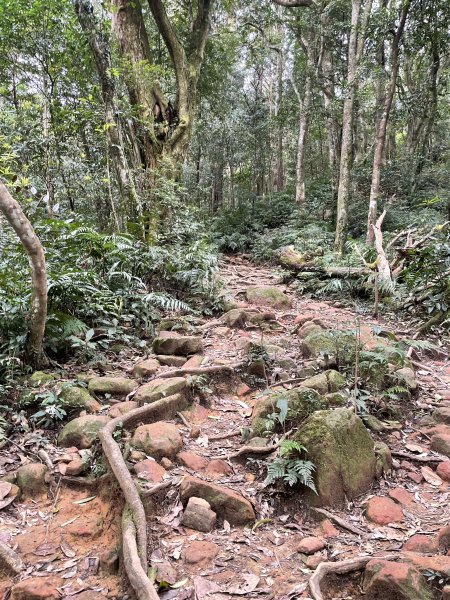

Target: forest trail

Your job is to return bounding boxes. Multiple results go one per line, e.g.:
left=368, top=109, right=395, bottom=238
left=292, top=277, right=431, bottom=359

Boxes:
left=1, top=256, right=450, bottom=600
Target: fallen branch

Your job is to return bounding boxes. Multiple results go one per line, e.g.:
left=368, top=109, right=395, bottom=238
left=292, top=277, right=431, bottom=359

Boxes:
left=99, top=392, right=187, bottom=599
left=209, top=428, right=242, bottom=441
left=309, top=554, right=398, bottom=600
left=0, top=541, right=24, bottom=575
left=218, top=430, right=293, bottom=459
left=310, top=507, right=365, bottom=536
left=141, top=479, right=173, bottom=498
left=391, top=450, right=443, bottom=463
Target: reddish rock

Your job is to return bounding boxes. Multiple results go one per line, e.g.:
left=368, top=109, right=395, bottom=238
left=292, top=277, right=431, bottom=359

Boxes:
left=206, top=459, right=232, bottom=478
left=66, top=592, right=107, bottom=600
left=403, top=534, right=438, bottom=553
left=437, top=460, right=450, bottom=482
left=183, top=354, right=204, bottom=369
left=107, top=400, right=138, bottom=418
left=314, top=519, right=338, bottom=539
left=134, top=459, right=166, bottom=483
left=294, top=315, right=313, bottom=325
left=132, top=358, right=160, bottom=378
left=181, top=496, right=217, bottom=532
left=366, top=496, right=404, bottom=525
left=65, top=457, right=84, bottom=476
left=132, top=421, right=182, bottom=460
left=363, top=559, right=431, bottom=600
left=431, top=433, right=450, bottom=457
left=407, top=471, right=423, bottom=484
left=177, top=451, right=208, bottom=471
left=10, top=577, right=60, bottom=600
left=438, top=525, right=450, bottom=552
left=16, top=463, right=48, bottom=498
left=297, top=536, right=326, bottom=555
left=388, top=487, right=414, bottom=506
left=237, top=383, right=251, bottom=396
left=302, top=553, right=326, bottom=569
left=180, top=475, right=255, bottom=525
left=403, top=552, right=450, bottom=576
left=183, top=540, right=219, bottom=565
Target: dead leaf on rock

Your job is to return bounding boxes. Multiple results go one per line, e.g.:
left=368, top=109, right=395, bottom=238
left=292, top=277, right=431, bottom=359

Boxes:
left=405, top=443, right=425, bottom=454
left=0, top=481, right=12, bottom=499
left=34, top=542, right=58, bottom=556
left=421, top=466, right=442, bottom=486
left=60, top=540, right=76, bottom=558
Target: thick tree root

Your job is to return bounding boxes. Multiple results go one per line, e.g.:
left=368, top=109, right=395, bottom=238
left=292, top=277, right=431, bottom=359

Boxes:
left=122, top=509, right=159, bottom=600
left=309, top=554, right=398, bottom=600
left=99, top=392, right=187, bottom=598
left=0, top=540, right=24, bottom=575
left=156, top=362, right=243, bottom=379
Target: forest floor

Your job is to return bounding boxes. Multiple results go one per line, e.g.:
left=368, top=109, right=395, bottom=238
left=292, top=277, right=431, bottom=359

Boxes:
left=0, top=255, right=449, bottom=600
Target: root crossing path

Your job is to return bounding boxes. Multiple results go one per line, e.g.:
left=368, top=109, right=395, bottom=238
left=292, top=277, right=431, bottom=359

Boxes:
left=1, top=255, right=449, bottom=600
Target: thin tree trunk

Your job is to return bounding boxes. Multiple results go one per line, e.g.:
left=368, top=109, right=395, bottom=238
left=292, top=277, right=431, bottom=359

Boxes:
left=295, top=71, right=312, bottom=204
left=75, top=0, right=139, bottom=229
left=274, top=49, right=284, bottom=191
left=0, top=180, right=47, bottom=367
left=366, top=0, right=410, bottom=244
left=334, top=0, right=361, bottom=253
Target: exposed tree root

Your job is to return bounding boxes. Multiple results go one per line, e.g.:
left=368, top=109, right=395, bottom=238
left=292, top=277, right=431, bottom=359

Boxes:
left=310, top=507, right=365, bottom=536
left=156, top=362, right=243, bottom=378
left=0, top=540, right=24, bottom=575
left=218, top=430, right=292, bottom=459
left=309, top=554, right=398, bottom=600
left=99, top=392, right=187, bottom=598
left=122, top=509, right=159, bottom=600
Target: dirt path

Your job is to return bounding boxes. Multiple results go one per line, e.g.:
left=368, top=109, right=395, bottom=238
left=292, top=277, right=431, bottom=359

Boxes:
left=1, top=255, right=449, bottom=600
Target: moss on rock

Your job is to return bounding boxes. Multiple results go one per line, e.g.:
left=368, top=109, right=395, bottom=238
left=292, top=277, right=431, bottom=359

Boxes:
left=252, top=386, right=326, bottom=436
left=59, top=386, right=101, bottom=413
left=246, top=286, right=292, bottom=309
left=294, top=408, right=376, bottom=507
left=58, top=415, right=110, bottom=449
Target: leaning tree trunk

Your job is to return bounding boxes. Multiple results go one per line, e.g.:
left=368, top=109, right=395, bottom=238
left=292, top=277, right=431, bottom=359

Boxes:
left=0, top=180, right=47, bottom=367
left=366, top=0, right=410, bottom=245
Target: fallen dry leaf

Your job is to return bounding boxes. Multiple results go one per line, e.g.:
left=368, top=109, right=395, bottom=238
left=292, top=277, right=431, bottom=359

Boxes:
left=421, top=466, right=443, bottom=486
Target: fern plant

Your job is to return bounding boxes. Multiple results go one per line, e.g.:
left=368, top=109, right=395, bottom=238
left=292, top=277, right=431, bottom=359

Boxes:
left=265, top=440, right=317, bottom=492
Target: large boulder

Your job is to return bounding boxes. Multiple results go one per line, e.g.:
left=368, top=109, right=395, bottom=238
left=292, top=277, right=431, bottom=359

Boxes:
left=294, top=408, right=376, bottom=506
left=153, top=335, right=202, bottom=356
left=363, top=559, right=432, bottom=600
left=246, top=286, right=292, bottom=310
left=59, top=386, right=101, bottom=413
left=58, top=415, right=110, bottom=449
left=180, top=475, right=255, bottom=525
left=221, top=309, right=248, bottom=329
left=301, top=370, right=345, bottom=394
left=252, top=387, right=327, bottom=436
left=131, top=422, right=182, bottom=460
left=134, top=377, right=186, bottom=406
left=10, top=577, right=60, bottom=600
left=88, top=376, right=137, bottom=395
left=393, top=367, right=417, bottom=391
left=300, top=330, right=355, bottom=361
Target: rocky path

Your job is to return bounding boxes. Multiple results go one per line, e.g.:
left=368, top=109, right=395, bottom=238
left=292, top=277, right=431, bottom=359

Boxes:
left=0, top=255, right=450, bottom=600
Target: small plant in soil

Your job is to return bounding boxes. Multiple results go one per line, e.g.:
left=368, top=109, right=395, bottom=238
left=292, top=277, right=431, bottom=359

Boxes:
left=264, top=440, right=317, bottom=492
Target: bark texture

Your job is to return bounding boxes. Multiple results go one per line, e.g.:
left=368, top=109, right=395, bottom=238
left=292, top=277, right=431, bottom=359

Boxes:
left=0, top=180, right=47, bottom=367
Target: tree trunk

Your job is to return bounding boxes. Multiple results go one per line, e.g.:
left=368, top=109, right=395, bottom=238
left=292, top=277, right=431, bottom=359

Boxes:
left=334, top=0, right=361, bottom=253
left=0, top=180, right=47, bottom=367
left=295, top=71, right=312, bottom=204
left=366, top=0, right=410, bottom=245
left=274, top=49, right=284, bottom=192
left=75, top=0, right=139, bottom=229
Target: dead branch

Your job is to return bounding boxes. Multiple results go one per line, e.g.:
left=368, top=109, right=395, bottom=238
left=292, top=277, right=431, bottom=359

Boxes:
left=310, top=507, right=365, bottom=536
left=209, top=428, right=242, bottom=440
left=309, top=554, right=398, bottom=600
left=372, top=209, right=393, bottom=292
left=0, top=541, right=24, bottom=575
left=141, top=479, right=173, bottom=498
left=218, top=430, right=293, bottom=459
left=391, top=450, right=444, bottom=463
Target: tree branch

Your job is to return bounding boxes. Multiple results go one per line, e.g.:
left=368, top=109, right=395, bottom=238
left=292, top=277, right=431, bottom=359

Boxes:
left=272, top=0, right=314, bottom=6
